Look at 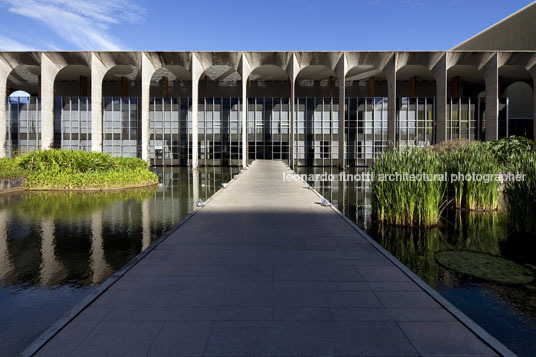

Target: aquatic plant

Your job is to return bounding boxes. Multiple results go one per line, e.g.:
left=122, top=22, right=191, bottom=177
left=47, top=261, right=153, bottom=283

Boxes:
left=435, top=250, right=534, bottom=285
left=370, top=147, right=446, bottom=227
left=443, top=142, right=501, bottom=211
left=503, top=150, right=536, bottom=232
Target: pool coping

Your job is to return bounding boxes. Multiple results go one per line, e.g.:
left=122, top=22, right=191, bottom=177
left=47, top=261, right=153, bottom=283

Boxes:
left=20, top=167, right=243, bottom=357
left=291, top=166, right=517, bottom=357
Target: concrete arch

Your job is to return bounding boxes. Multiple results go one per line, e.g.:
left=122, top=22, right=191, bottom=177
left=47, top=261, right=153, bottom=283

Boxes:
left=149, top=65, right=191, bottom=97
left=198, top=64, right=241, bottom=98
left=346, top=64, right=387, bottom=97
left=447, top=65, right=485, bottom=97
left=102, top=64, right=140, bottom=97
left=6, top=64, right=41, bottom=95
left=53, top=65, right=91, bottom=97
left=295, top=64, right=338, bottom=98
left=247, top=64, right=290, bottom=97
left=396, top=64, right=436, bottom=98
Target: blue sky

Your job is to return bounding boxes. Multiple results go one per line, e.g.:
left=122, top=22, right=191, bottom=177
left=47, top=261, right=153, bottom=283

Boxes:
left=0, top=0, right=533, bottom=51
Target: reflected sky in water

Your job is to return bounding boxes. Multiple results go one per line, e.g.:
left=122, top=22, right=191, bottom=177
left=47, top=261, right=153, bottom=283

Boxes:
left=0, top=166, right=238, bottom=356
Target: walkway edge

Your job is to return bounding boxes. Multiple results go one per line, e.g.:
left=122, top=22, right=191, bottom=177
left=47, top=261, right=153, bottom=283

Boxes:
left=20, top=169, right=242, bottom=357
left=291, top=166, right=517, bottom=357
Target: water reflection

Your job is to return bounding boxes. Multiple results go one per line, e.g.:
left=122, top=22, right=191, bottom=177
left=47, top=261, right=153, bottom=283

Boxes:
left=0, top=166, right=238, bottom=356
left=296, top=167, right=536, bottom=357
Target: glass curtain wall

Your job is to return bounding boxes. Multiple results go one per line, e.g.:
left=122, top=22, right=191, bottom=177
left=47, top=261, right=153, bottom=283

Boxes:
left=149, top=97, right=191, bottom=166
left=447, top=97, right=485, bottom=140
left=103, top=97, right=140, bottom=158
left=54, top=97, right=91, bottom=151
left=397, top=97, right=435, bottom=146
left=345, top=97, right=388, bottom=167
left=198, top=97, right=242, bottom=166
left=295, top=97, right=339, bottom=166
left=498, top=97, right=510, bottom=139
left=247, top=97, right=290, bottom=163
left=6, top=96, right=41, bottom=157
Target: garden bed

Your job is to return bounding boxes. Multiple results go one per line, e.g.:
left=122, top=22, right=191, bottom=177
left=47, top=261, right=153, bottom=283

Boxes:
left=0, top=150, right=158, bottom=192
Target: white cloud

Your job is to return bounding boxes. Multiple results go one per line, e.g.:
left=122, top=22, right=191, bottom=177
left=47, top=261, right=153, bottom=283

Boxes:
left=1, top=0, right=145, bottom=50
left=0, top=34, right=32, bottom=50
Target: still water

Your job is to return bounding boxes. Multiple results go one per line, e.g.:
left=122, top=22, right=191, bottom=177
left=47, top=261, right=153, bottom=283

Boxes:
left=0, top=166, right=238, bottom=356
left=296, top=167, right=536, bottom=357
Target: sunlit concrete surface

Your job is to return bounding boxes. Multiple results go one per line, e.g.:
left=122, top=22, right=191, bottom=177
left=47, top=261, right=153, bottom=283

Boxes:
left=35, top=161, right=498, bottom=356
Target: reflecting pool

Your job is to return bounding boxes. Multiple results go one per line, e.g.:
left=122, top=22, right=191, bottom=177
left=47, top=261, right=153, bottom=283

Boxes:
left=0, top=166, right=238, bottom=356
left=296, top=167, right=536, bottom=357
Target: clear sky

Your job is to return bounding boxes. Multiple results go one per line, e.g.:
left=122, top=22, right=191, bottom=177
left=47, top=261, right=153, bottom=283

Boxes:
left=0, top=0, right=534, bottom=51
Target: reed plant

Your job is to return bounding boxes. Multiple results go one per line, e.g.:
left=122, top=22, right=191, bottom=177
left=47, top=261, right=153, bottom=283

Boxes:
left=370, top=147, right=446, bottom=227
left=443, top=142, right=500, bottom=211
left=503, top=150, right=536, bottom=232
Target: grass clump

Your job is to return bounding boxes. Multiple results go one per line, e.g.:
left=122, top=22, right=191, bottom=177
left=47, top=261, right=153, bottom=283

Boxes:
left=370, top=147, right=446, bottom=227
left=0, top=157, right=27, bottom=179
left=2, top=150, right=158, bottom=190
left=443, top=142, right=501, bottom=211
left=503, top=150, right=536, bottom=232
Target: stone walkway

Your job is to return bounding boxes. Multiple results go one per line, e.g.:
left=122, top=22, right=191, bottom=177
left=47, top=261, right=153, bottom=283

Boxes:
left=35, top=160, right=500, bottom=356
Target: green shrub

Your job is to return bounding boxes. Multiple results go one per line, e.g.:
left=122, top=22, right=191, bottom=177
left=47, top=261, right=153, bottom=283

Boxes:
left=1, top=150, right=157, bottom=190
left=503, top=150, right=536, bottom=232
left=443, top=142, right=500, bottom=211
left=487, top=136, right=534, bottom=166
left=370, top=147, right=446, bottom=227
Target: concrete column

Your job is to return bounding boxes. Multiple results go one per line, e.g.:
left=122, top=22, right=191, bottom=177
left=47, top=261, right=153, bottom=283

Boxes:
left=0, top=57, right=11, bottom=158
left=141, top=200, right=151, bottom=251
left=191, top=54, right=203, bottom=168
left=384, top=54, right=397, bottom=146
left=40, top=218, right=65, bottom=285
left=483, top=53, right=499, bottom=141
left=141, top=53, right=155, bottom=162
left=90, top=211, right=111, bottom=284
left=336, top=54, right=346, bottom=169
left=40, top=53, right=64, bottom=150
left=288, top=53, right=298, bottom=169
left=192, top=168, right=199, bottom=210
left=433, top=55, right=447, bottom=143
left=0, top=210, right=12, bottom=280
left=530, top=68, right=536, bottom=144
left=91, top=53, right=108, bottom=152
left=240, top=53, right=251, bottom=168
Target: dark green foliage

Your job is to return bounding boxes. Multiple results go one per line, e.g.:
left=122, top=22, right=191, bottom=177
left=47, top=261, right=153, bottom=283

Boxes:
left=487, top=136, right=534, bottom=165
left=503, top=150, right=536, bottom=232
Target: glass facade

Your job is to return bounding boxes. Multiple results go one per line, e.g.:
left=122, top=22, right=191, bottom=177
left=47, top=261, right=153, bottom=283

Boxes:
left=54, top=97, right=92, bottom=151
left=103, top=97, right=140, bottom=158
left=150, top=97, right=191, bottom=166
left=247, top=97, right=290, bottom=163
left=198, top=97, right=242, bottom=166
left=295, top=97, right=339, bottom=166
left=3, top=94, right=515, bottom=165
left=346, top=97, right=388, bottom=167
left=6, top=96, right=41, bottom=157
left=397, top=97, right=435, bottom=146
left=447, top=97, right=485, bottom=140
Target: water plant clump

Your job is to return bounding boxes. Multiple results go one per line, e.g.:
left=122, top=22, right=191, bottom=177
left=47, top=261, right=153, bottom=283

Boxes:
left=370, top=147, right=446, bottom=227
left=435, top=250, right=534, bottom=285
left=443, top=142, right=501, bottom=211
left=503, top=150, right=536, bottom=233
left=0, top=150, right=158, bottom=191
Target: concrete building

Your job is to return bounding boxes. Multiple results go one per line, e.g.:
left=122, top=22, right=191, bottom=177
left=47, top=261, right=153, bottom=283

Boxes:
left=1, top=5, right=536, bottom=168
